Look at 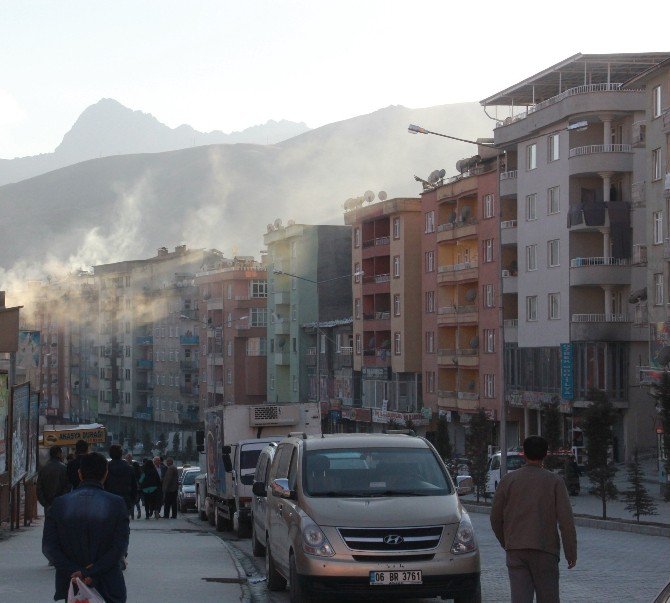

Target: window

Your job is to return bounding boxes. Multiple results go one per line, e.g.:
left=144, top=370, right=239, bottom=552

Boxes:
left=251, top=280, right=267, bottom=298
left=548, top=293, right=560, bottom=320
left=227, top=340, right=233, bottom=356
left=548, top=186, right=560, bottom=214
left=484, top=374, right=495, bottom=398
left=292, top=375, right=298, bottom=392
left=394, top=332, right=401, bottom=355
left=226, top=369, right=232, bottom=385
left=548, top=134, right=560, bottom=161
left=425, top=331, right=434, bottom=353
left=484, top=329, right=495, bottom=353
left=484, top=239, right=494, bottom=262
left=291, top=277, right=297, bottom=291
left=425, top=291, right=435, bottom=313
left=655, top=273, right=664, bottom=305
left=393, top=256, right=400, bottom=277
left=484, top=284, right=494, bottom=308
left=246, top=337, right=267, bottom=356
left=227, top=284, right=232, bottom=300
left=653, top=85, right=662, bottom=119
left=525, top=194, right=537, bottom=220
left=354, top=228, right=361, bottom=247
left=393, top=294, right=401, bottom=316
left=425, top=251, right=434, bottom=273
left=292, top=337, right=297, bottom=353
left=426, top=371, right=435, bottom=393
left=227, top=313, right=232, bottom=327
left=354, top=263, right=361, bottom=283
left=526, top=295, right=538, bottom=321
left=354, top=298, right=361, bottom=320
left=548, top=239, right=560, bottom=267
left=125, top=368, right=131, bottom=380
left=320, top=333, right=326, bottom=354
left=355, top=334, right=361, bottom=354
left=484, top=194, right=495, bottom=219
left=125, top=346, right=130, bottom=357
left=527, top=143, right=537, bottom=170
left=393, top=217, right=401, bottom=239
left=291, top=306, right=297, bottom=321
left=526, top=244, right=537, bottom=271
left=251, top=308, right=267, bottom=327
left=654, top=211, right=664, bottom=244
left=652, top=148, right=662, bottom=181
left=425, top=211, right=435, bottom=233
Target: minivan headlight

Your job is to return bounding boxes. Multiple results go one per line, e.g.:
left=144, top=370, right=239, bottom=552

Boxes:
left=302, top=522, right=335, bottom=557
left=450, top=515, right=477, bottom=555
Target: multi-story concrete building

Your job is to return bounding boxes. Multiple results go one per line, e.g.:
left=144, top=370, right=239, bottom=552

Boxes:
left=481, top=52, right=670, bottom=461
left=421, top=148, right=502, bottom=451
left=192, top=256, right=268, bottom=408
left=344, top=197, right=426, bottom=432
left=264, top=222, right=351, bottom=404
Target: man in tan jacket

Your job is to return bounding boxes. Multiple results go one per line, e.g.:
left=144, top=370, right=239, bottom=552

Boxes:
left=490, top=435, right=577, bottom=603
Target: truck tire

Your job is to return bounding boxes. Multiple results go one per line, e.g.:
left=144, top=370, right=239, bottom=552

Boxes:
left=207, top=502, right=215, bottom=526
left=265, top=542, right=286, bottom=591
left=215, top=506, right=226, bottom=532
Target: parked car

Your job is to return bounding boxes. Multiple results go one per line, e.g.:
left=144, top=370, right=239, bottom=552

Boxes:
left=258, top=433, right=480, bottom=603
left=178, top=467, right=201, bottom=513
left=195, top=472, right=208, bottom=521
left=251, top=442, right=278, bottom=556
left=486, top=451, right=526, bottom=494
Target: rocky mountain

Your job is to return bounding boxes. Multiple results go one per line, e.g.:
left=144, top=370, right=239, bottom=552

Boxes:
left=0, top=98, right=310, bottom=185
left=0, top=102, right=494, bottom=280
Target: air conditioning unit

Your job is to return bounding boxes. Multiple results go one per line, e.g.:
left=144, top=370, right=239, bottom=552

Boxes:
left=502, top=269, right=511, bottom=277
left=250, top=404, right=299, bottom=426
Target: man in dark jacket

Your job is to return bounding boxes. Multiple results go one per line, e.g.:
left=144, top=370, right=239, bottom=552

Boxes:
left=36, top=445, right=71, bottom=514
left=125, top=453, right=142, bottom=519
left=66, top=439, right=89, bottom=489
left=105, top=445, right=137, bottom=519
left=161, top=457, right=179, bottom=518
left=43, top=452, right=130, bottom=603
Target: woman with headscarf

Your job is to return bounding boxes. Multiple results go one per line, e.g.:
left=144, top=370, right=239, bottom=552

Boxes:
left=139, top=458, right=161, bottom=519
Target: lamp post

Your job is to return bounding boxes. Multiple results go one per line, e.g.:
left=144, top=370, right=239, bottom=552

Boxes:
left=271, top=269, right=364, bottom=406
left=409, top=119, right=589, bottom=478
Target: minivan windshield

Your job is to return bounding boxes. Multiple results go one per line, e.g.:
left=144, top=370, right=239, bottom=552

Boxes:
left=303, top=447, right=452, bottom=497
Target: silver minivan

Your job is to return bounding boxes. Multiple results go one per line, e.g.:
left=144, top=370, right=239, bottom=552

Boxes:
left=259, top=433, right=480, bottom=603
left=251, top=442, right=277, bottom=556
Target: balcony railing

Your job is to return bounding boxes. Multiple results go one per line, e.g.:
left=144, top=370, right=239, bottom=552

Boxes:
left=437, top=305, right=476, bottom=315
left=180, top=335, right=200, bottom=345
left=438, top=348, right=478, bottom=356
left=180, top=360, right=198, bottom=371
left=362, top=236, right=390, bottom=248
left=570, top=257, right=628, bottom=268
left=136, top=359, right=153, bottom=369
left=363, top=274, right=391, bottom=284
left=338, top=346, right=353, bottom=355
left=568, top=143, right=632, bottom=158
left=307, top=347, right=317, bottom=356
left=437, top=390, right=457, bottom=399
left=500, top=220, right=517, bottom=229
left=135, top=336, right=153, bottom=345
left=438, top=260, right=478, bottom=273
left=571, top=313, right=630, bottom=323
left=499, top=170, right=518, bottom=181
left=136, top=382, right=153, bottom=392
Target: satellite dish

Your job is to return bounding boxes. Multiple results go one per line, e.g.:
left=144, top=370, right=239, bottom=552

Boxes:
left=378, top=191, right=388, bottom=201
left=287, top=219, right=295, bottom=226
left=343, top=198, right=354, bottom=210
left=274, top=218, right=283, bottom=228
left=266, top=224, right=274, bottom=233
left=428, top=169, right=442, bottom=183
left=465, top=288, right=477, bottom=302
left=364, top=190, right=375, bottom=203
left=470, top=336, right=479, bottom=349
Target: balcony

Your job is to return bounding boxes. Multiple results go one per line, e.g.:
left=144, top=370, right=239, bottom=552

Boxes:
left=274, top=290, right=290, bottom=305
left=180, top=386, right=199, bottom=397
left=632, top=244, right=647, bottom=265
left=362, top=236, right=391, bottom=259
left=363, top=273, right=391, bottom=284
left=134, top=409, right=153, bottom=421
left=306, top=347, right=317, bottom=366
left=135, top=335, right=153, bottom=346
left=180, top=409, right=200, bottom=423
left=275, top=351, right=290, bottom=365
left=499, top=170, right=518, bottom=198
left=207, top=299, right=224, bottom=311
left=180, top=360, right=198, bottom=371
left=437, top=348, right=479, bottom=368
left=502, top=273, right=518, bottom=294
left=437, top=260, right=478, bottom=284
left=362, top=348, right=391, bottom=367
left=136, top=359, right=153, bottom=370
left=568, top=144, right=633, bottom=176
left=135, top=382, right=153, bottom=392
left=570, top=313, right=631, bottom=342
left=504, top=319, right=518, bottom=342
left=273, top=319, right=290, bottom=335
left=570, top=257, right=630, bottom=286
left=436, top=218, right=478, bottom=243
left=180, top=335, right=200, bottom=346
left=501, top=220, right=517, bottom=245
left=437, top=305, right=478, bottom=325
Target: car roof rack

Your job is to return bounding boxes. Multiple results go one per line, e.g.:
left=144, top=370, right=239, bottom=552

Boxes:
left=287, top=431, right=308, bottom=439
left=382, top=429, right=416, bottom=436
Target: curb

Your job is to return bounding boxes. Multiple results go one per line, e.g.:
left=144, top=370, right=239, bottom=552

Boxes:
left=464, top=503, right=670, bottom=539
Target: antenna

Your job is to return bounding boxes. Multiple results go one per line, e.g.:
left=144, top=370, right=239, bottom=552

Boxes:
left=378, top=191, right=387, bottom=201
left=266, top=224, right=274, bottom=233
left=364, top=190, right=375, bottom=204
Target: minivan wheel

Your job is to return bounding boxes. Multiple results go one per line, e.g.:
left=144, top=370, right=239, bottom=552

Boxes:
left=452, top=578, right=482, bottom=603
left=252, top=522, right=265, bottom=557
left=289, top=553, right=313, bottom=603
left=265, top=543, right=286, bottom=591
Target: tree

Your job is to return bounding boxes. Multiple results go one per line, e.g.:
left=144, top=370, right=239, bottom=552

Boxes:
left=142, top=431, right=153, bottom=456
left=185, top=435, right=193, bottom=460
left=466, top=410, right=492, bottom=503
left=582, top=389, right=618, bottom=519
left=543, top=398, right=562, bottom=452
left=622, top=449, right=657, bottom=522
left=172, top=432, right=181, bottom=454
left=650, top=371, right=670, bottom=500
left=434, top=415, right=453, bottom=461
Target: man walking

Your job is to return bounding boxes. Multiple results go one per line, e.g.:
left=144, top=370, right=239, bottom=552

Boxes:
left=36, top=445, right=71, bottom=515
left=43, top=452, right=130, bottom=603
left=162, top=457, right=179, bottom=518
left=105, top=445, right=138, bottom=519
left=67, top=439, right=89, bottom=490
left=491, top=435, right=577, bottom=603
left=153, top=456, right=166, bottom=516
left=125, top=453, right=143, bottom=519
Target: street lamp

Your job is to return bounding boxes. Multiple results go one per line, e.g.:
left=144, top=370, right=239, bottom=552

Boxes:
left=271, top=269, right=364, bottom=404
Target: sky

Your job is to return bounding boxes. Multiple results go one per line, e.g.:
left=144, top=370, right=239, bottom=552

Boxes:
left=1, top=0, right=667, bottom=159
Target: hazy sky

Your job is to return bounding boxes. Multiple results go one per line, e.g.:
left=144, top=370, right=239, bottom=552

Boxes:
left=1, top=0, right=666, bottom=159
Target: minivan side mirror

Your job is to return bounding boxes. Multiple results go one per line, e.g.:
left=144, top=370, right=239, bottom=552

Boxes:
left=252, top=481, right=266, bottom=497
left=222, top=453, right=233, bottom=473
left=270, top=478, right=295, bottom=500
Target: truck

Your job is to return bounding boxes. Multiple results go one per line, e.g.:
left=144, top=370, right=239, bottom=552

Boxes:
left=204, top=403, right=321, bottom=537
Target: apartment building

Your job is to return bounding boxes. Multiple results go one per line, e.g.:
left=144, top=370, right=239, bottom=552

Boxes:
left=193, top=256, right=268, bottom=408
left=93, top=245, right=219, bottom=443
left=421, top=148, right=502, bottom=451
left=344, top=197, right=426, bottom=432
left=264, top=222, right=351, bottom=404
left=481, top=52, right=670, bottom=461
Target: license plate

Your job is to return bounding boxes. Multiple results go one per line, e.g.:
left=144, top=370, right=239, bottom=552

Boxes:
left=370, top=570, right=422, bottom=585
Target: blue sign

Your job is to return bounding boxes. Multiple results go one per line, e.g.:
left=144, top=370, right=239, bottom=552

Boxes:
left=560, top=343, right=574, bottom=400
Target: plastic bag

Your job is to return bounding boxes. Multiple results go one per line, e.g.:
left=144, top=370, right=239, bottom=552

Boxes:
left=67, top=577, right=105, bottom=603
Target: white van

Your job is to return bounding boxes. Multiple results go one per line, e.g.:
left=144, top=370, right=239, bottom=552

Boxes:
left=486, top=451, right=526, bottom=494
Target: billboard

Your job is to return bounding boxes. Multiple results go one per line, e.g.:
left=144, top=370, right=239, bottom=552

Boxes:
left=0, top=373, right=8, bottom=474
left=16, top=330, right=40, bottom=370
left=41, top=425, right=107, bottom=447
left=27, top=392, right=40, bottom=478
left=10, top=382, right=30, bottom=487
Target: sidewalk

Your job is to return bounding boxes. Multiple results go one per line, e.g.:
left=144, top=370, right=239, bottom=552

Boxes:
left=0, top=512, right=245, bottom=602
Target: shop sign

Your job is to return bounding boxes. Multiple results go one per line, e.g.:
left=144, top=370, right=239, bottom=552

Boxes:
left=341, top=408, right=372, bottom=422
left=362, top=367, right=391, bottom=380
left=371, top=410, right=428, bottom=426
left=560, top=343, right=574, bottom=400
